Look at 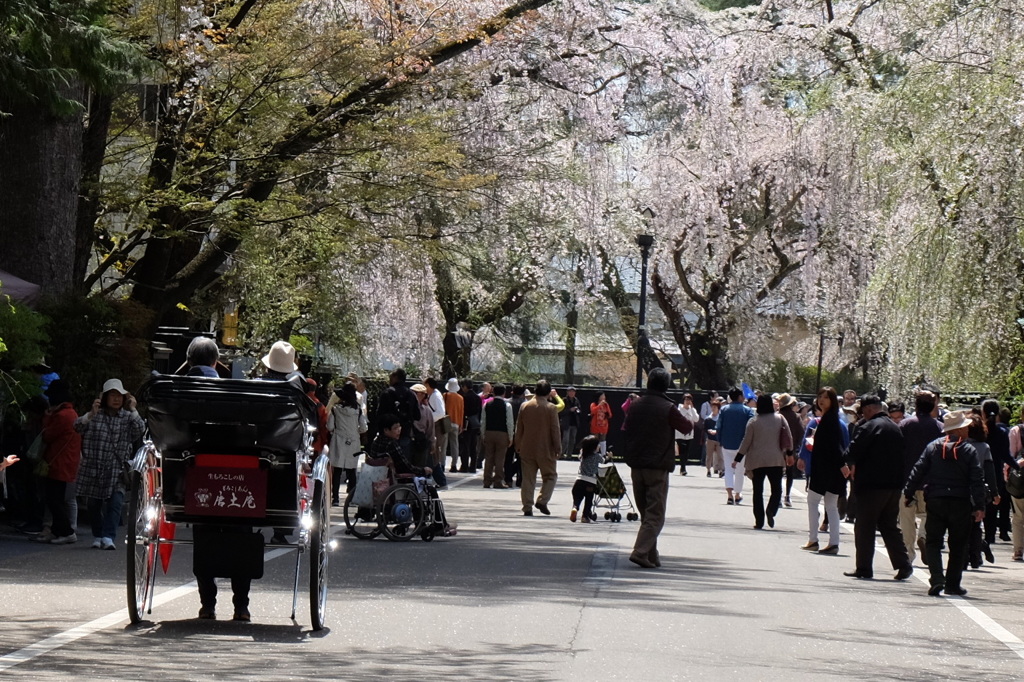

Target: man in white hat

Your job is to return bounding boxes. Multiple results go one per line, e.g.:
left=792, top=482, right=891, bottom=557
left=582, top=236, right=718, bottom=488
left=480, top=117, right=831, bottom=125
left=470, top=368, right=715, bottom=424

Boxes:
left=904, top=411, right=986, bottom=596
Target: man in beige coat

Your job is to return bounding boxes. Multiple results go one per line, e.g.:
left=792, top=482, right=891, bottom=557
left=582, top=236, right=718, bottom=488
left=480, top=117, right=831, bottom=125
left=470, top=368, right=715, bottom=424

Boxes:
left=514, top=380, right=562, bottom=516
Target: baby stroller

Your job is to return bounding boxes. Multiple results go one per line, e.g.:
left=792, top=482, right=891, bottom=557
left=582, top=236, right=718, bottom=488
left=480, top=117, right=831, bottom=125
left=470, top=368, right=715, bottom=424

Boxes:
left=594, top=462, right=638, bottom=522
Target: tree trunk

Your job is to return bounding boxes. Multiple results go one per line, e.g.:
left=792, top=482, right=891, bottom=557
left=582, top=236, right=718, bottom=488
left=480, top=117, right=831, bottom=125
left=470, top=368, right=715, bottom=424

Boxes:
left=0, top=88, right=84, bottom=297
left=563, top=296, right=578, bottom=384
left=441, top=330, right=471, bottom=378
left=73, top=91, right=113, bottom=292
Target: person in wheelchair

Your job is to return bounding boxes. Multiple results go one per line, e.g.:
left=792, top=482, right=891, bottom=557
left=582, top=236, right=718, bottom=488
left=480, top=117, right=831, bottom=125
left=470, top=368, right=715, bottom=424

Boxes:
left=371, top=414, right=457, bottom=536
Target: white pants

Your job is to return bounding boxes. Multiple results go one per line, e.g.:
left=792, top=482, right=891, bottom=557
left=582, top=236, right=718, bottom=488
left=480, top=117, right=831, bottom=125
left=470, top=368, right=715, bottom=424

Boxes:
left=722, top=448, right=745, bottom=495
left=807, top=489, right=841, bottom=546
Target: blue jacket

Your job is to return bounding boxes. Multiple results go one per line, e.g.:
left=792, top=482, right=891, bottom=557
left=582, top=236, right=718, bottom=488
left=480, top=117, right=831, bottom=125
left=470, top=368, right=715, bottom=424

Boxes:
left=716, top=402, right=754, bottom=450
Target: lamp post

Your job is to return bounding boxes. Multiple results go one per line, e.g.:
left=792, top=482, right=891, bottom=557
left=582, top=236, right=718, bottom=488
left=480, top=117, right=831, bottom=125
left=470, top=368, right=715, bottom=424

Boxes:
left=636, top=208, right=655, bottom=388
left=814, top=328, right=845, bottom=392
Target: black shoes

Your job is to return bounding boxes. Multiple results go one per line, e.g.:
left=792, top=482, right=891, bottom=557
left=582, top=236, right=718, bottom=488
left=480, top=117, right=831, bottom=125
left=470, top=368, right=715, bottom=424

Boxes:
left=800, top=541, right=819, bottom=551
left=843, top=570, right=872, bottom=579
left=198, top=606, right=216, bottom=620
left=629, top=552, right=656, bottom=569
left=983, top=542, right=995, bottom=564
left=818, top=545, right=839, bottom=555
left=894, top=565, right=913, bottom=581
left=999, top=531, right=1011, bottom=542
left=766, top=515, right=775, bottom=529
left=534, top=502, right=551, bottom=516
left=928, top=584, right=944, bottom=596
left=233, top=608, right=251, bottom=622
left=523, top=510, right=533, bottom=516
left=945, top=586, right=967, bottom=596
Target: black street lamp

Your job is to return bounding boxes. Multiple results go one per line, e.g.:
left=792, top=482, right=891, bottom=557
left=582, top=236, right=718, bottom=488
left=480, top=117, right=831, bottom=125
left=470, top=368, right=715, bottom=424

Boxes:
left=636, top=208, right=655, bottom=388
left=815, top=328, right=844, bottom=392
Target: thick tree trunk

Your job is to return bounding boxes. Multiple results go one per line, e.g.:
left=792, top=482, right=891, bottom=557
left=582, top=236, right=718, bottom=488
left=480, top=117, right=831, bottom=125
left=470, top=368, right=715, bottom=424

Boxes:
left=74, top=91, right=113, bottom=292
left=563, top=300, right=578, bottom=384
left=0, top=88, right=84, bottom=297
left=441, top=331, right=471, bottom=378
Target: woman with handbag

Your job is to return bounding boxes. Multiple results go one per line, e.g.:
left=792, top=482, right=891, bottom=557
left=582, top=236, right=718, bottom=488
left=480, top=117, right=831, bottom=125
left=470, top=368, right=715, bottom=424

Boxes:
left=733, top=395, right=794, bottom=530
left=36, top=381, right=82, bottom=544
left=74, top=378, right=145, bottom=550
left=800, top=386, right=850, bottom=554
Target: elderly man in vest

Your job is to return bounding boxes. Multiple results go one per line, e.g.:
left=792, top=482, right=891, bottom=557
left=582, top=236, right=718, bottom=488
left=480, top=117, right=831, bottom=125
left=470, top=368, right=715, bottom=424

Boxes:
left=513, top=380, right=561, bottom=516
left=623, top=367, right=693, bottom=568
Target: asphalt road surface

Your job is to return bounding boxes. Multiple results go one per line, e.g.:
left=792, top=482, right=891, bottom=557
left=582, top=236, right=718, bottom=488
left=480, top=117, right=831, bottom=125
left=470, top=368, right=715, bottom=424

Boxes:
left=2, top=460, right=1023, bottom=680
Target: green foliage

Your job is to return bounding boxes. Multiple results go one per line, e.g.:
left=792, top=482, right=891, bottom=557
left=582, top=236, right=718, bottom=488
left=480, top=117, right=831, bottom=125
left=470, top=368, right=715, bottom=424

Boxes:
left=38, top=296, right=152, bottom=405
left=0, top=294, right=49, bottom=408
left=0, top=0, right=146, bottom=116
left=753, top=359, right=875, bottom=396
left=289, top=335, right=313, bottom=356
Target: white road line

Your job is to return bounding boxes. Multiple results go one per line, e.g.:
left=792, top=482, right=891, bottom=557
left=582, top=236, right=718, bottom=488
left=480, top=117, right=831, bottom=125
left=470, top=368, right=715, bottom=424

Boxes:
left=0, top=582, right=195, bottom=672
left=790, top=484, right=1024, bottom=658
left=0, top=544, right=310, bottom=671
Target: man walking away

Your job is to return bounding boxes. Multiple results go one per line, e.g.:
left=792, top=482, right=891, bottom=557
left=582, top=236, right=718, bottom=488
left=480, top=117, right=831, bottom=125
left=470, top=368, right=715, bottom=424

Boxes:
left=904, top=411, right=986, bottom=597
left=623, top=368, right=693, bottom=569
left=513, top=380, right=561, bottom=516
left=843, top=394, right=913, bottom=581
left=898, top=390, right=942, bottom=565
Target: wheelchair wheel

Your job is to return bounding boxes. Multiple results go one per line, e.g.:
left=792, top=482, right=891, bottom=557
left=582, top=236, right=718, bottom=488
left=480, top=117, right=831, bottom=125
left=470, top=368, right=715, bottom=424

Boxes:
left=309, top=479, right=329, bottom=631
left=380, top=484, right=426, bottom=542
left=343, top=492, right=381, bottom=540
left=126, top=469, right=159, bottom=624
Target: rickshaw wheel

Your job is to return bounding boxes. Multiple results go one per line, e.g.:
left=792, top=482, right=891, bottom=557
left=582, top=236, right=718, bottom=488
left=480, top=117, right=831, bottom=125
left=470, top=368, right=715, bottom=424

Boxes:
left=127, top=469, right=158, bottom=624
left=342, top=493, right=382, bottom=540
left=310, top=479, right=329, bottom=631
left=380, top=485, right=426, bottom=542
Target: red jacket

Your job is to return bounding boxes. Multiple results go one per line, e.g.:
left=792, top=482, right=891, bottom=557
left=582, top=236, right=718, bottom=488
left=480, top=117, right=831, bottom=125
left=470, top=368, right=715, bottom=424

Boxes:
left=42, top=403, right=82, bottom=483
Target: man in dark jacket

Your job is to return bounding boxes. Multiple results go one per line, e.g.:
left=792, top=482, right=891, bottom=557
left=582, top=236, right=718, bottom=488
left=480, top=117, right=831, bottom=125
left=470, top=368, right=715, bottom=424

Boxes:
left=622, top=367, right=693, bottom=569
left=459, top=380, right=483, bottom=473
left=899, top=390, right=943, bottom=565
left=904, top=411, right=986, bottom=597
left=376, top=368, right=419, bottom=459
left=843, top=394, right=912, bottom=581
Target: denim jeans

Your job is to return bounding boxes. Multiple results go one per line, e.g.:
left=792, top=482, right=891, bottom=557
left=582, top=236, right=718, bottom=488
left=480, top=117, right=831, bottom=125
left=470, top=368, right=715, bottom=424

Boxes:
left=88, top=490, right=125, bottom=540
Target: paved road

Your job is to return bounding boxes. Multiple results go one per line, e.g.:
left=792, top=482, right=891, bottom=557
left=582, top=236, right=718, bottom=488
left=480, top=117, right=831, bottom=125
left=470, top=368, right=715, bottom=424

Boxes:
left=2, top=461, right=1023, bottom=680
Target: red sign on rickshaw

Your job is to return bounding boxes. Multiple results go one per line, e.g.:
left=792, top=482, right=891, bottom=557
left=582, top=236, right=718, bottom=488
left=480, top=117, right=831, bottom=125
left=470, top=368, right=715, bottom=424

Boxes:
left=185, top=465, right=268, bottom=517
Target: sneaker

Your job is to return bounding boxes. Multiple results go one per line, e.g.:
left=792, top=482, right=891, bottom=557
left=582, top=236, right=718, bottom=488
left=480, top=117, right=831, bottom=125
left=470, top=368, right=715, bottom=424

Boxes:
left=570, top=508, right=578, bottom=523
left=91, top=538, right=103, bottom=549
left=50, top=533, right=78, bottom=545
left=101, top=537, right=116, bottom=550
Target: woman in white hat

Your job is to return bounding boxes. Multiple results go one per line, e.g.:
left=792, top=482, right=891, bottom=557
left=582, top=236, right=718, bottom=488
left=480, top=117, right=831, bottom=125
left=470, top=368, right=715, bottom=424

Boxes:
left=74, top=378, right=145, bottom=550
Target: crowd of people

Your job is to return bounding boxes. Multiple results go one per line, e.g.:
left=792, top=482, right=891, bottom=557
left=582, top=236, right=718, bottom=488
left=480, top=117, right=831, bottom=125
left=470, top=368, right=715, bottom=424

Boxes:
left=5, top=342, right=1024, bottom=606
